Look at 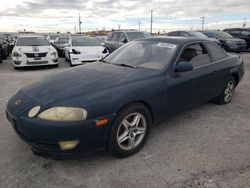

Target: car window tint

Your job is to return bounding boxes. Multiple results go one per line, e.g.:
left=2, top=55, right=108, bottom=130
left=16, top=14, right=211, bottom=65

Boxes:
left=178, top=43, right=211, bottom=68
left=72, top=37, right=101, bottom=46
left=206, top=42, right=227, bottom=61
left=241, top=30, right=250, bottom=36
left=230, top=30, right=241, bottom=35
left=205, top=32, right=215, bottom=38
left=111, top=33, right=119, bottom=41
left=119, top=33, right=126, bottom=42
left=17, top=37, right=50, bottom=46
left=106, top=33, right=112, bottom=41
left=179, top=32, right=189, bottom=37
left=168, top=32, right=179, bottom=36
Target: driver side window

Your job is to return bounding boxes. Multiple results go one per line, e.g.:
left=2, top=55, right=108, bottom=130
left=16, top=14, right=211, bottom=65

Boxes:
left=119, top=33, right=126, bottom=42
left=178, top=43, right=211, bottom=68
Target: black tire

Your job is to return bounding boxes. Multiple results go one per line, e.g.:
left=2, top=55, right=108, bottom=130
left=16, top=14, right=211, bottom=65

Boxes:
left=53, top=64, right=59, bottom=68
left=108, top=103, right=152, bottom=158
left=213, top=76, right=236, bottom=105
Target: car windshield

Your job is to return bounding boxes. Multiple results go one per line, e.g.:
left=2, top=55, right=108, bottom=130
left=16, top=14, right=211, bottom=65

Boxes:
left=17, top=37, right=50, bottom=46
left=215, top=32, right=233, bottom=39
left=189, top=32, right=208, bottom=38
left=49, top=35, right=58, bottom=40
left=104, top=41, right=177, bottom=70
left=58, top=38, right=69, bottom=44
left=126, top=32, right=148, bottom=41
left=72, top=37, right=101, bottom=46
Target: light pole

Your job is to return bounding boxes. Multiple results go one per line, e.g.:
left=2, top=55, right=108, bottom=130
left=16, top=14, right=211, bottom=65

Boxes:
left=138, top=22, right=141, bottom=31
left=201, top=16, right=205, bottom=31
left=150, top=10, right=153, bottom=34
left=243, top=18, right=246, bottom=28
left=79, top=13, right=82, bottom=34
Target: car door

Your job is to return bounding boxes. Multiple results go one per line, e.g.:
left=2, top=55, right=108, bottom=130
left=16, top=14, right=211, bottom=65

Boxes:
left=204, top=41, right=233, bottom=93
left=166, top=42, right=217, bottom=114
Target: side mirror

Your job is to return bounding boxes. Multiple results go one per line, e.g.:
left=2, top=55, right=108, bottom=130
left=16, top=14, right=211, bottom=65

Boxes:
left=175, top=62, right=193, bottom=72
left=123, top=38, right=128, bottom=43
left=102, top=48, right=108, bottom=54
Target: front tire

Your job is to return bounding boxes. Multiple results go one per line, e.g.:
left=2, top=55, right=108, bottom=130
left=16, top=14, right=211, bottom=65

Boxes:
left=213, top=77, right=236, bottom=105
left=108, top=103, right=152, bottom=158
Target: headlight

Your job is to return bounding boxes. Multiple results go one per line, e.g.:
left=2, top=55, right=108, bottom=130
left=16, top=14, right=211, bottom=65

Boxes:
left=13, top=51, right=22, bottom=57
left=51, top=52, right=57, bottom=56
left=37, top=107, right=87, bottom=121
left=72, top=49, right=81, bottom=54
left=28, top=106, right=41, bottom=118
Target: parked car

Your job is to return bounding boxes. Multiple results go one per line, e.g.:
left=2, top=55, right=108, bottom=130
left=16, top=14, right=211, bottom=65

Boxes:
left=202, top=31, right=246, bottom=52
left=0, top=44, right=4, bottom=63
left=11, top=34, right=58, bottom=68
left=6, top=37, right=244, bottom=158
left=224, top=28, right=250, bottom=49
left=105, top=30, right=151, bottom=53
left=0, top=39, right=9, bottom=59
left=53, top=36, right=70, bottom=57
left=64, top=35, right=109, bottom=66
left=47, top=34, right=59, bottom=44
left=95, top=36, right=106, bottom=46
left=166, top=31, right=221, bottom=45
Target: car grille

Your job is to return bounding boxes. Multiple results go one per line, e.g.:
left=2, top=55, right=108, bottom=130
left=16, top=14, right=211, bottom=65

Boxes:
left=25, top=52, right=47, bottom=58
left=27, top=61, right=49, bottom=65
left=236, top=41, right=245, bottom=45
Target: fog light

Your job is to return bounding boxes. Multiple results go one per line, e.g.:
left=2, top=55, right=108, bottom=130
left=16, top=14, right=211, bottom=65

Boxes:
left=59, top=140, right=79, bottom=151
left=14, top=61, right=21, bottom=65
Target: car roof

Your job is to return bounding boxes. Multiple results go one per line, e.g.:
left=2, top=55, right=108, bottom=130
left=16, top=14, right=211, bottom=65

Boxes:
left=18, top=34, right=45, bottom=38
left=137, top=36, right=210, bottom=46
left=224, top=28, right=250, bottom=30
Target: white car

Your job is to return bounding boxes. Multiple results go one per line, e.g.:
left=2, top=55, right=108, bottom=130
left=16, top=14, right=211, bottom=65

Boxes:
left=47, top=34, right=59, bottom=44
left=12, top=34, right=58, bottom=68
left=64, top=35, right=109, bottom=66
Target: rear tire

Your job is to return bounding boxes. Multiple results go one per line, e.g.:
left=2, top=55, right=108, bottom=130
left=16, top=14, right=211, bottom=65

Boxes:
left=213, top=77, right=236, bottom=105
left=108, top=103, right=152, bottom=158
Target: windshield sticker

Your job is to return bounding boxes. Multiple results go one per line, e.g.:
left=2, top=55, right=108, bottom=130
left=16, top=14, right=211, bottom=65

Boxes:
left=156, top=42, right=177, bottom=49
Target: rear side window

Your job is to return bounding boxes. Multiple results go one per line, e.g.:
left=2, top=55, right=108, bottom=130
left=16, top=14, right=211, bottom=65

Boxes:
left=111, top=33, right=119, bottom=41
left=178, top=43, right=211, bottom=68
left=179, top=32, right=189, bottom=37
left=106, top=33, right=112, bottom=41
left=205, top=42, right=227, bottom=61
left=119, top=32, right=126, bottom=42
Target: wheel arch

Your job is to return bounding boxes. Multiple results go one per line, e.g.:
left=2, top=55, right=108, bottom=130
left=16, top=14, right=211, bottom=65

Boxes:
left=231, top=72, right=239, bottom=86
left=115, top=100, right=154, bottom=125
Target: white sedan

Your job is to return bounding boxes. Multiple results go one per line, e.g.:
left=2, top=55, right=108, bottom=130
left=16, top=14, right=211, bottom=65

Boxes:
left=12, top=34, right=58, bottom=68
left=64, top=35, right=109, bottom=66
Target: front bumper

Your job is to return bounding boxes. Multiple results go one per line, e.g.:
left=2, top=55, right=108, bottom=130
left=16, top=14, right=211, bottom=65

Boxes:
left=70, top=53, right=108, bottom=65
left=12, top=55, right=58, bottom=67
left=226, top=44, right=246, bottom=52
left=6, top=110, right=114, bottom=157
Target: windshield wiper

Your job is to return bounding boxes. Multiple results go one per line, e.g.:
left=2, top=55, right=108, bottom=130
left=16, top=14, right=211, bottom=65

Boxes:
left=99, top=59, right=111, bottom=64
left=115, top=63, right=136, bottom=68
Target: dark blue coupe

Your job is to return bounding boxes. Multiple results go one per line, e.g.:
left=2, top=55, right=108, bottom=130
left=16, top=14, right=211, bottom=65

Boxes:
left=6, top=37, right=244, bottom=158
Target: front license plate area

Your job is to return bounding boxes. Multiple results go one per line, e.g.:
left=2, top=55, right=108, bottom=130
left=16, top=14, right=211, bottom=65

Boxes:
left=34, top=57, right=41, bottom=60
left=6, top=111, right=16, bottom=127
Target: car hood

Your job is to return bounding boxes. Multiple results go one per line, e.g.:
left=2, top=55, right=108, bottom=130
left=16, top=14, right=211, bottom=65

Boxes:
left=14, top=46, right=56, bottom=53
left=21, top=62, right=160, bottom=105
left=73, top=46, right=105, bottom=54
left=224, top=38, right=245, bottom=43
